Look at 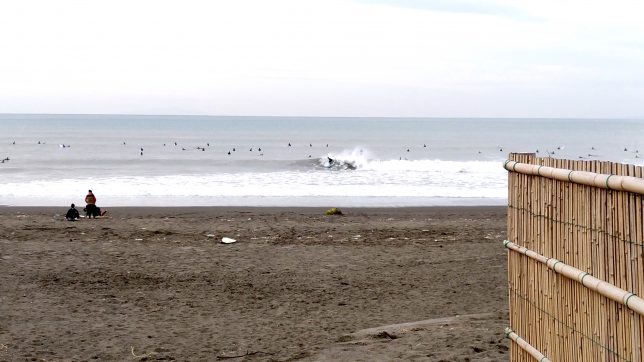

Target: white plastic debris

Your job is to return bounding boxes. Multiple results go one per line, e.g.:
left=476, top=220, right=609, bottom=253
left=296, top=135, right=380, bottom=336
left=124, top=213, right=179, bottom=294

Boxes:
left=221, top=237, right=237, bottom=244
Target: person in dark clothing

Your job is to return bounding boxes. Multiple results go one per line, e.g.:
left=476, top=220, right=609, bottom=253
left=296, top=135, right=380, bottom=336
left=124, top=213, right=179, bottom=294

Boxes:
left=66, top=204, right=80, bottom=221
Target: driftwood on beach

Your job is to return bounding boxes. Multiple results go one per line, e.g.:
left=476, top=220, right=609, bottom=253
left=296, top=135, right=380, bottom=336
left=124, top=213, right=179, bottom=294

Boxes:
left=505, top=152, right=644, bottom=361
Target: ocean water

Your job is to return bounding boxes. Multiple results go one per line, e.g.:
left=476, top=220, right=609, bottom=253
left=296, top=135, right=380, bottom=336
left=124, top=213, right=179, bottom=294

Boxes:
left=1, top=114, right=643, bottom=207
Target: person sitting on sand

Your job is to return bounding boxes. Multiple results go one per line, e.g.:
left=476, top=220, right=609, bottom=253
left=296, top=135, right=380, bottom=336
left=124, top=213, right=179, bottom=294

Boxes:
left=65, top=203, right=80, bottom=221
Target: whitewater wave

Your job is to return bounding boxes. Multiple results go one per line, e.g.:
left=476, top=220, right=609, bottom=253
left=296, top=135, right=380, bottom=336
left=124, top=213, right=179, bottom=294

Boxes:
left=0, top=154, right=508, bottom=206
left=314, top=148, right=503, bottom=175
left=0, top=148, right=508, bottom=206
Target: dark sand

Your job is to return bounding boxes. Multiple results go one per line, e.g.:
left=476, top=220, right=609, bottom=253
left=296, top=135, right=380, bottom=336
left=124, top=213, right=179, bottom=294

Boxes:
left=0, top=206, right=508, bottom=361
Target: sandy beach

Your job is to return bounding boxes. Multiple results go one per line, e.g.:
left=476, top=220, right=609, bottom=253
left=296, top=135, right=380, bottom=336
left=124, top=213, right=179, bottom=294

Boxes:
left=0, top=206, right=508, bottom=361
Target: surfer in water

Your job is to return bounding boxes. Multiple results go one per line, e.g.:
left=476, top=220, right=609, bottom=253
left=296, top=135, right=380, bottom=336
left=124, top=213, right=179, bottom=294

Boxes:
left=325, top=156, right=357, bottom=170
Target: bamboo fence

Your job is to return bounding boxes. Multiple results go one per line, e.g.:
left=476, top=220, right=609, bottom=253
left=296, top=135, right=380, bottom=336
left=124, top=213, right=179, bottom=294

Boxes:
left=505, top=153, right=644, bottom=362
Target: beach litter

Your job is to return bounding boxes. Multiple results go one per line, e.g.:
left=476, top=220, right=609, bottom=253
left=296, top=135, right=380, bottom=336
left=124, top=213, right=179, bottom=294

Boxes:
left=221, top=237, right=237, bottom=244
left=325, top=207, right=343, bottom=215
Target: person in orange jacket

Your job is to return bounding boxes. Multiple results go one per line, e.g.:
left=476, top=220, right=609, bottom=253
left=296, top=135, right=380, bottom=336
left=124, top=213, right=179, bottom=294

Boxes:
left=85, top=190, right=98, bottom=218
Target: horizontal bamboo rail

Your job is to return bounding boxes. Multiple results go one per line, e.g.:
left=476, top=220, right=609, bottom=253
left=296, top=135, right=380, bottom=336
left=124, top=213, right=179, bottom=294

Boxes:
left=505, top=240, right=644, bottom=315
left=505, top=327, right=551, bottom=362
left=504, top=159, right=644, bottom=194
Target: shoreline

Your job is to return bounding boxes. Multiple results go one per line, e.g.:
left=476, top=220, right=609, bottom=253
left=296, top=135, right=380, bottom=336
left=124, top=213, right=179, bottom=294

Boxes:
left=0, top=197, right=508, bottom=209
left=0, top=205, right=507, bottom=211
left=0, top=205, right=508, bottom=220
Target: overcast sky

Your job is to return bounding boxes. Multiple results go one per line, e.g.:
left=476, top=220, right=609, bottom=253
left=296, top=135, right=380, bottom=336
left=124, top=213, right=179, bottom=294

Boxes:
left=1, top=0, right=643, bottom=118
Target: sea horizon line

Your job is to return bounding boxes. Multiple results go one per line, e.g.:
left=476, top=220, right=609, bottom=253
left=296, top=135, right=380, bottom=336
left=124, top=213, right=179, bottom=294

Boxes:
left=0, top=112, right=642, bottom=121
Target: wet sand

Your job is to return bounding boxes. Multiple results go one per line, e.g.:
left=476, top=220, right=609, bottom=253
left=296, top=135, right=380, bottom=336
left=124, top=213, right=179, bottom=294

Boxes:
left=0, top=206, right=508, bottom=361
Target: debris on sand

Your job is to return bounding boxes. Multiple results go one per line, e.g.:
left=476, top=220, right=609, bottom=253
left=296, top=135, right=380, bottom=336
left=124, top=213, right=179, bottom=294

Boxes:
left=325, top=208, right=343, bottom=216
left=221, top=237, right=237, bottom=244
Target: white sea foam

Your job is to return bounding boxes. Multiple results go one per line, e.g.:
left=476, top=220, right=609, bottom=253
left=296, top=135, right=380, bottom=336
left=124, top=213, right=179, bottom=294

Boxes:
left=0, top=158, right=507, bottom=206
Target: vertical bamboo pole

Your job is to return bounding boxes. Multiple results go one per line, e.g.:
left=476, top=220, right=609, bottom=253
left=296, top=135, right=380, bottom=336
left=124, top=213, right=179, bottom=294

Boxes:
left=542, top=156, right=551, bottom=358
left=579, top=160, right=587, bottom=361
left=591, top=159, right=599, bottom=360
left=516, top=153, right=521, bottom=361
left=631, top=163, right=641, bottom=362
left=564, top=159, right=570, bottom=362
left=626, top=163, right=636, bottom=361
left=611, top=162, right=624, bottom=355
left=528, top=154, right=534, bottom=361
left=613, top=161, right=623, bottom=360
left=526, top=154, right=533, bottom=360
left=523, top=155, right=540, bottom=362
left=636, top=164, right=644, bottom=361
left=560, top=157, right=565, bottom=361
left=565, top=158, right=572, bottom=361
left=551, top=158, right=557, bottom=361
left=573, top=160, right=579, bottom=361
left=543, top=155, right=549, bottom=361
left=618, top=161, right=627, bottom=359
left=563, top=158, right=569, bottom=360
left=599, top=161, right=608, bottom=360
left=508, top=153, right=517, bottom=360
left=585, top=159, right=592, bottom=361
left=537, top=155, right=544, bottom=361
left=597, top=159, right=604, bottom=361
left=552, top=157, right=559, bottom=360
left=575, top=160, right=583, bottom=360
left=612, top=160, right=620, bottom=361
left=597, top=160, right=605, bottom=360
left=619, top=162, right=627, bottom=360
left=608, top=160, right=617, bottom=361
